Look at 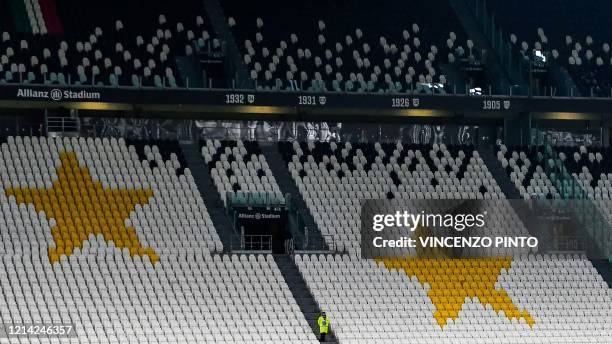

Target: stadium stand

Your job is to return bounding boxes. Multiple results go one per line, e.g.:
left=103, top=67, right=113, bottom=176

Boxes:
left=556, top=145, right=610, bottom=192
left=497, top=143, right=612, bottom=201
left=223, top=0, right=471, bottom=93
left=0, top=135, right=610, bottom=343
left=0, top=0, right=220, bottom=87
left=1, top=0, right=611, bottom=97
left=279, top=140, right=611, bottom=343
left=201, top=139, right=284, bottom=206
left=486, top=0, right=612, bottom=96
left=496, top=145, right=559, bottom=199
left=295, top=252, right=611, bottom=343
left=1, top=0, right=612, bottom=342
left=554, top=145, right=612, bottom=251
left=279, top=141, right=510, bottom=252
left=0, top=136, right=318, bottom=343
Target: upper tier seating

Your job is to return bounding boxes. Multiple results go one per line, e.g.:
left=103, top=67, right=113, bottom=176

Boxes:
left=0, top=136, right=317, bottom=344
left=0, top=1, right=220, bottom=87
left=201, top=139, right=283, bottom=206
left=487, top=0, right=612, bottom=96
left=224, top=0, right=472, bottom=93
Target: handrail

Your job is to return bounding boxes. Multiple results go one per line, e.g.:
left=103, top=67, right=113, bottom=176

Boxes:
left=241, top=234, right=273, bottom=252
left=46, top=117, right=79, bottom=133
left=549, top=235, right=586, bottom=253
left=226, top=191, right=288, bottom=208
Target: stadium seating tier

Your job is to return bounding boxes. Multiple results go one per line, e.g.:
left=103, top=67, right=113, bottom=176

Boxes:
left=0, top=136, right=318, bottom=343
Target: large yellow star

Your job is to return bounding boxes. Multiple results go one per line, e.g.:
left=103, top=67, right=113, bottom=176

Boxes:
left=380, top=257, right=534, bottom=328
left=5, top=152, right=158, bottom=264
left=378, top=226, right=534, bottom=329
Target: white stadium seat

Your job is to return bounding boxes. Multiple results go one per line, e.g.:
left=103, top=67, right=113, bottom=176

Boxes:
left=0, top=136, right=317, bottom=344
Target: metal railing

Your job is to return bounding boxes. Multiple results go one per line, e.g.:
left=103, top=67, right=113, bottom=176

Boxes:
left=300, top=228, right=340, bottom=253
left=550, top=235, right=586, bottom=253
left=321, top=235, right=338, bottom=253
left=285, top=238, right=295, bottom=255
left=239, top=234, right=273, bottom=253
left=46, top=117, right=79, bottom=134
left=226, top=191, right=289, bottom=208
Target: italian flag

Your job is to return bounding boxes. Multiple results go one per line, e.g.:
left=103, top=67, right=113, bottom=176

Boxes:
left=8, top=0, right=63, bottom=34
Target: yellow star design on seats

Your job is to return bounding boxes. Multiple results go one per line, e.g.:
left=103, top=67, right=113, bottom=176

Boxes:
left=379, top=227, right=534, bottom=329
left=381, top=257, right=534, bottom=328
left=5, top=152, right=158, bottom=264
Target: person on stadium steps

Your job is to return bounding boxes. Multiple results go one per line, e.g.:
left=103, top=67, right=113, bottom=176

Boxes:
left=317, top=312, right=329, bottom=342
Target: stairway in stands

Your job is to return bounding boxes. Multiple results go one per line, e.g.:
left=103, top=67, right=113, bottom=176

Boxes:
left=447, top=0, right=515, bottom=94
left=480, top=147, right=522, bottom=199
left=260, top=142, right=329, bottom=251
left=180, top=141, right=239, bottom=251
left=175, top=56, right=204, bottom=88
left=199, top=0, right=252, bottom=89
left=480, top=146, right=568, bottom=248
left=479, top=146, right=545, bottom=237
left=274, top=255, right=337, bottom=343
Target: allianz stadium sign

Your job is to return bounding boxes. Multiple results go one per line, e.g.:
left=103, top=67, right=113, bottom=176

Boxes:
left=16, top=88, right=101, bottom=101
left=0, top=84, right=611, bottom=119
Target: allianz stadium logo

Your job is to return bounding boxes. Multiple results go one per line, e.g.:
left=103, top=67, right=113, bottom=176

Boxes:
left=50, top=89, right=63, bottom=101
left=238, top=212, right=281, bottom=220
left=17, top=88, right=101, bottom=101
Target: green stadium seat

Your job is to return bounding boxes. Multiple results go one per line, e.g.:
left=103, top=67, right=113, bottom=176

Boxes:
left=154, top=75, right=163, bottom=88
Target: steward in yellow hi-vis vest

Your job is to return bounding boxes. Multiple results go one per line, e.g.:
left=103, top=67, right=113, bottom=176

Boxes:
left=317, top=312, right=329, bottom=342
